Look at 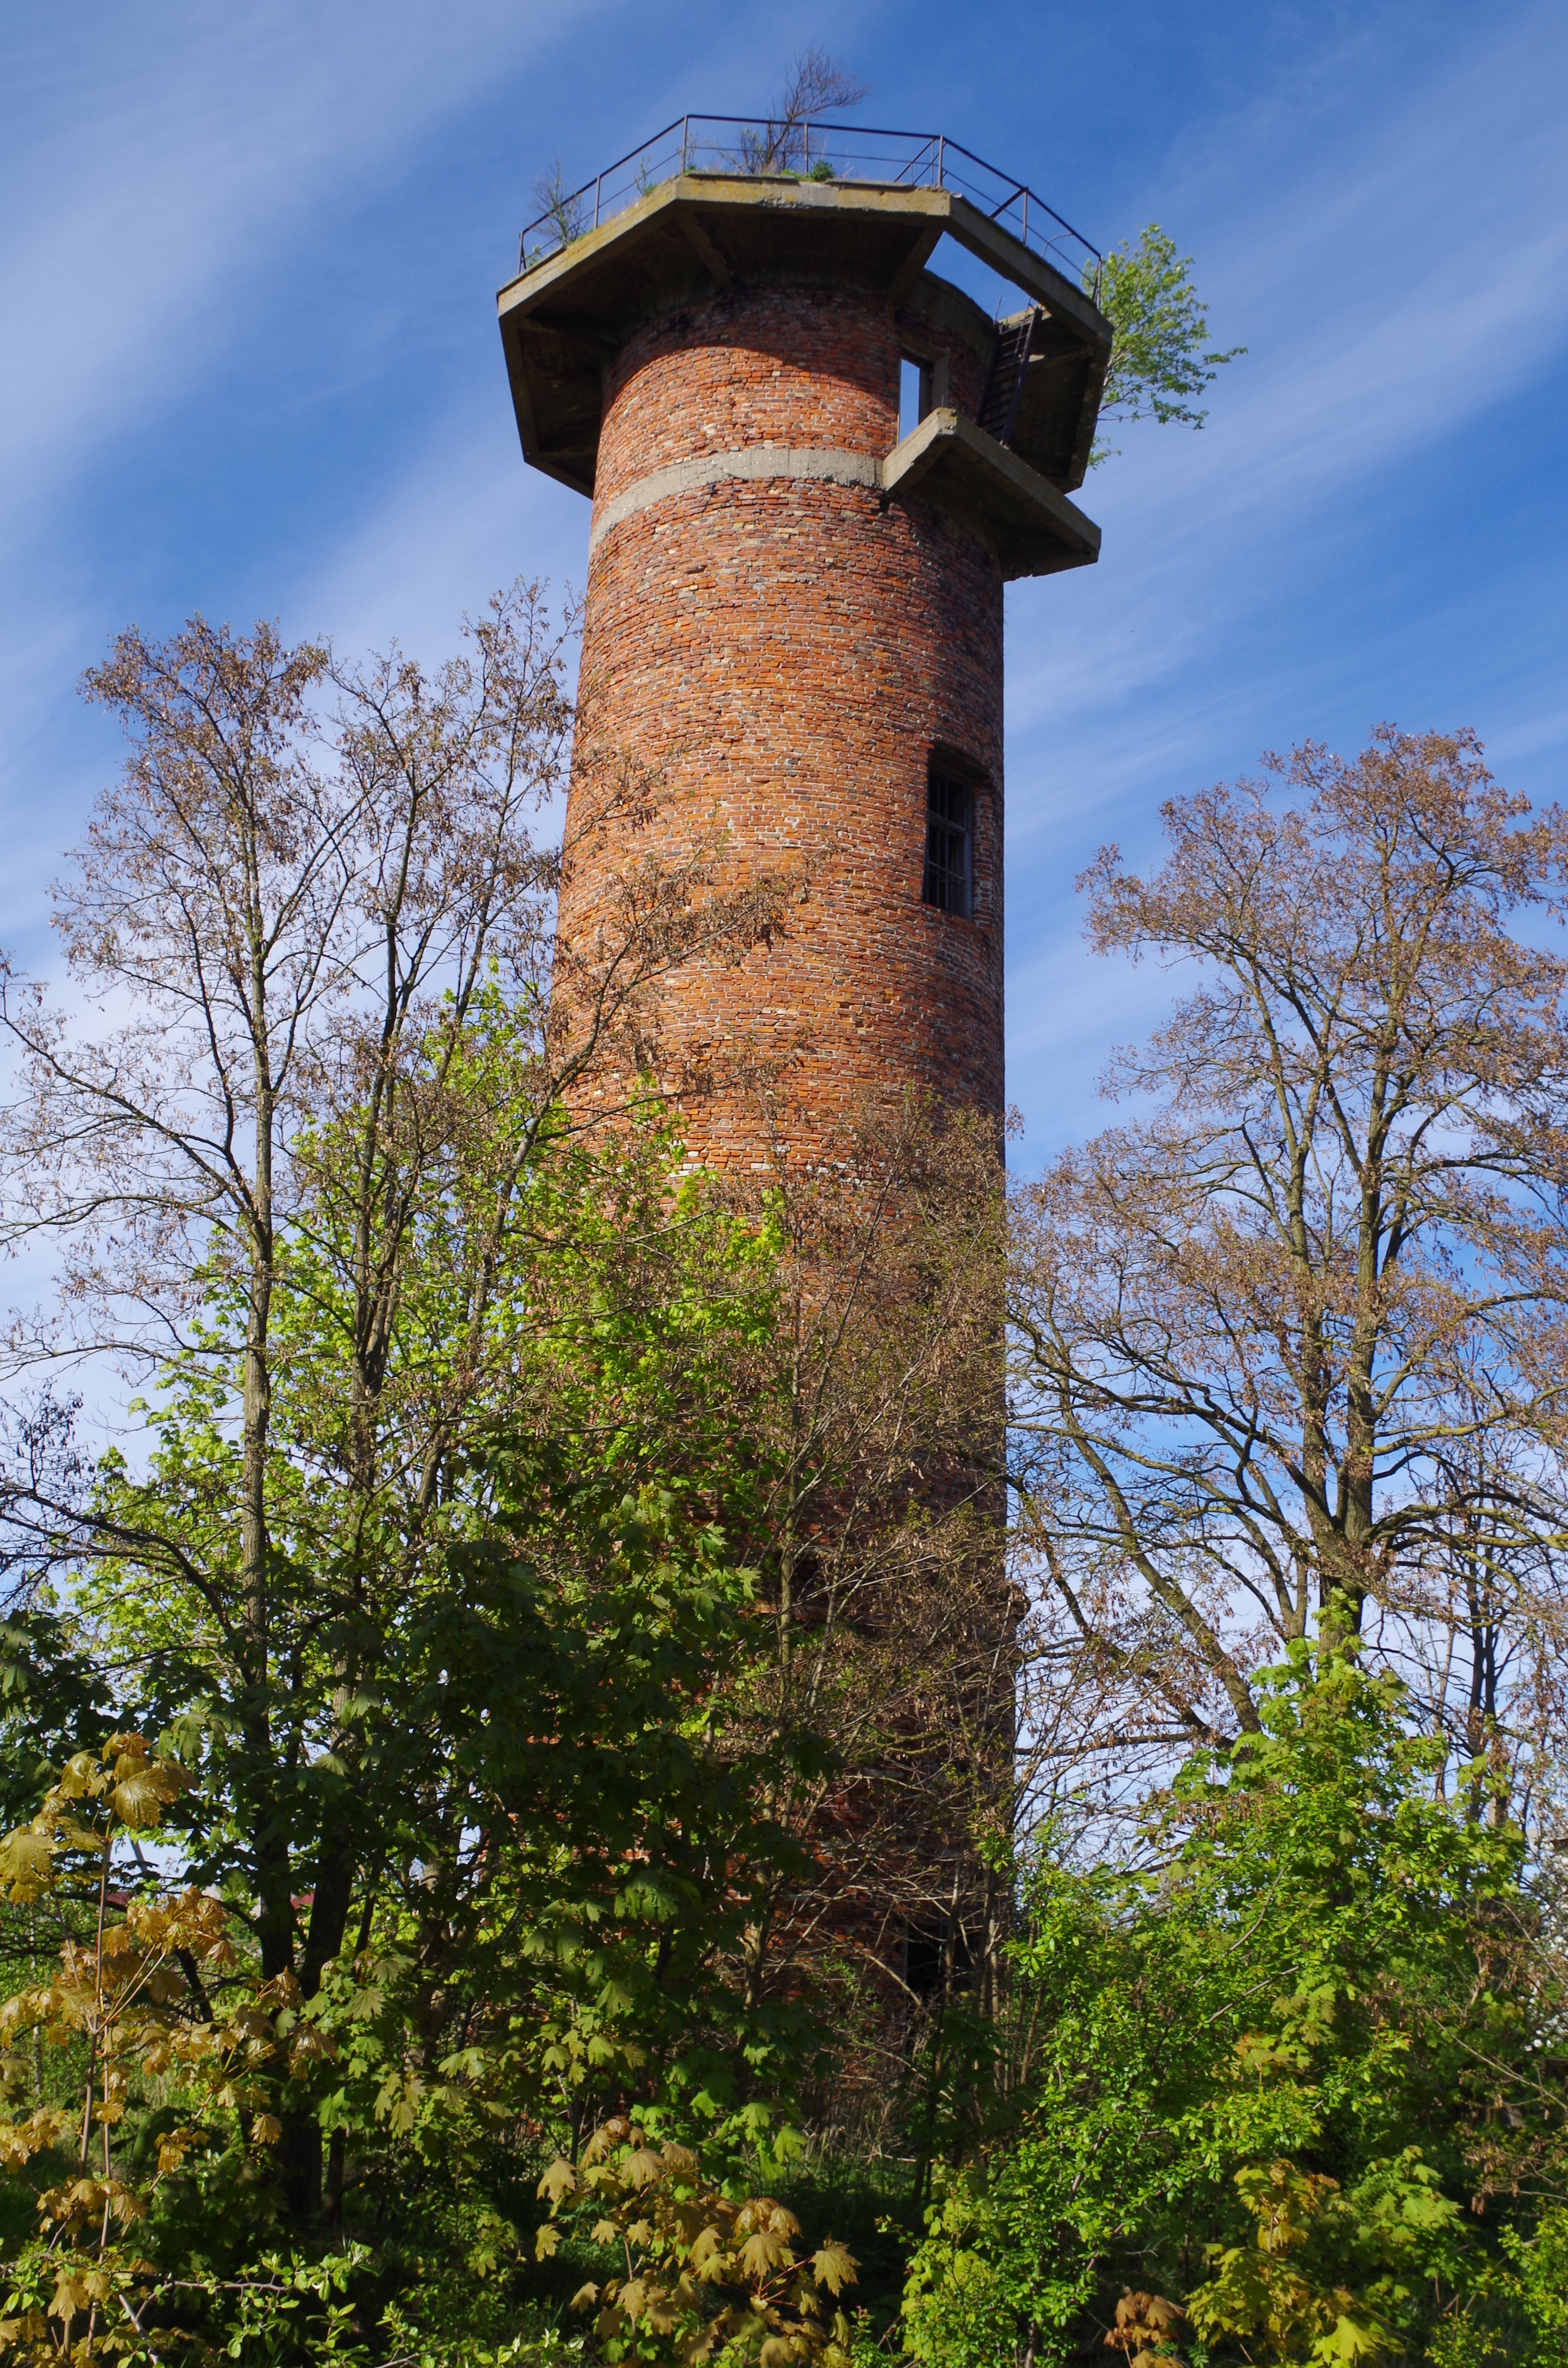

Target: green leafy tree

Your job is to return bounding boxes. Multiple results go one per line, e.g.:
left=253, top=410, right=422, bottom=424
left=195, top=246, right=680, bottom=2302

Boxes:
left=0, top=1169, right=814, bottom=2358
left=535, top=2114, right=859, bottom=2367
left=1089, top=223, right=1244, bottom=459
left=901, top=1651, right=1566, bottom=2367
left=0, top=592, right=790, bottom=2235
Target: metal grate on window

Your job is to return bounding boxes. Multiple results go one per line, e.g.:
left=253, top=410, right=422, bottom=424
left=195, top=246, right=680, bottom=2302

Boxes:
left=923, top=768, right=973, bottom=917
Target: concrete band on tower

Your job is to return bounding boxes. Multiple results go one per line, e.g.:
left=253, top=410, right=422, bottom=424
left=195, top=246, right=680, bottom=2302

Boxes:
left=497, top=166, right=1111, bottom=1168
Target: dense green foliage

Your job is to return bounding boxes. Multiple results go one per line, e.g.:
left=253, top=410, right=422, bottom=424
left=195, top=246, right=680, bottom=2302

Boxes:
left=0, top=1122, right=839, bottom=2361
left=903, top=1651, right=1566, bottom=2366
left=6, top=1283, right=1565, bottom=2364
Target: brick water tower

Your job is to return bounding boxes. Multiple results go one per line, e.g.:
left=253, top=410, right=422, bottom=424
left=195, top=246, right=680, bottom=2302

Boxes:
left=497, top=118, right=1111, bottom=1163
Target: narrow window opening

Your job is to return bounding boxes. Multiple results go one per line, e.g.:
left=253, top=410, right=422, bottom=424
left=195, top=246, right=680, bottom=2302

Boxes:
left=902, top=1916, right=972, bottom=2002
left=923, top=766, right=974, bottom=918
left=898, top=355, right=931, bottom=442
left=903, top=1921, right=944, bottom=2000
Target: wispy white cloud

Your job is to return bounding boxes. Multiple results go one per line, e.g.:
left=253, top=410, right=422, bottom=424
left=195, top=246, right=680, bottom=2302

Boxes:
left=294, top=392, right=588, bottom=664
left=1007, top=22, right=1568, bottom=736
left=0, top=0, right=623, bottom=947
left=0, top=3, right=590, bottom=537
left=4, top=0, right=1561, bottom=1184
left=997, top=3, right=1568, bottom=1158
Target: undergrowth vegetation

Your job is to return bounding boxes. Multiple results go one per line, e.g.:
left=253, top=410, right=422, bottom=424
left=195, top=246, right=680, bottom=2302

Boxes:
left=0, top=587, right=1563, bottom=2363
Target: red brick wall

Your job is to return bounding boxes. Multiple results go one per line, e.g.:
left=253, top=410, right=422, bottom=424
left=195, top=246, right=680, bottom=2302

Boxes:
left=597, top=288, right=897, bottom=502
left=560, top=279, right=1005, bottom=1168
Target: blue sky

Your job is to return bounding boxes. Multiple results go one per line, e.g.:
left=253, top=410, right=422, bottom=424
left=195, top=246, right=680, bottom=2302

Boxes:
left=4, top=0, right=1566, bottom=1168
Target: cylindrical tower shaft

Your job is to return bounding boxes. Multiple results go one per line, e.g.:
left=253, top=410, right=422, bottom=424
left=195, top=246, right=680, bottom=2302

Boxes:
left=498, top=160, right=1110, bottom=1162
left=497, top=145, right=1112, bottom=2027
left=575, top=283, right=1003, bottom=1159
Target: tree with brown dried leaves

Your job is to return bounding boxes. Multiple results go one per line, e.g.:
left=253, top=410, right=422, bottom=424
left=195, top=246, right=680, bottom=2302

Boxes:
left=735, top=50, right=871, bottom=176
left=1010, top=726, right=1568, bottom=1768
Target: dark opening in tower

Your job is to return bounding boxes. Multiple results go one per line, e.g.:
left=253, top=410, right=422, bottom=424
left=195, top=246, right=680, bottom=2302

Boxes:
left=923, top=764, right=975, bottom=918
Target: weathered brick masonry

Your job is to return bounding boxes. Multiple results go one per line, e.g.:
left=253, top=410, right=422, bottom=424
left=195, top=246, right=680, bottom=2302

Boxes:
left=498, top=174, right=1109, bottom=1166
left=592, top=283, right=990, bottom=501
left=498, top=164, right=1112, bottom=2030
left=568, top=284, right=1005, bottom=1164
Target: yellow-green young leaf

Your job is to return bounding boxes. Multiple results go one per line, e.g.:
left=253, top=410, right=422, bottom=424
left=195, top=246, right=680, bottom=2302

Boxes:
left=0, top=1826, right=58, bottom=1901
left=0, top=2108, right=74, bottom=2167
left=52, top=1818, right=104, bottom=1851
left=643, top=2286, right=682, bottom=2336
left=58, top=1753, right=103, bottom=1801
left=583, top=2117, right=632, bottom=2164
left=50, top=2270, right=101, bottom=2321
left=811, top=2242, right=858, bottom=2297
left=110, top=1760, right=187, bottom=1830
left=1316, top=2311, right=1388, bottom=2361
left=739, top=2201, right=800, bottom=2240
left=537, top=2158, right=578, bottom=2206
left=0, top=1988, right=48, bottom=2040
left=374, top=2070, right=421, bottom=2134
left=286, top=2026, right=337, bottom=2072
left=0, top=2313, right=49, bottom=2347
left=155, top=2125, right=206, bottom=2175
left=742, top=2230, right=793, bottom=2280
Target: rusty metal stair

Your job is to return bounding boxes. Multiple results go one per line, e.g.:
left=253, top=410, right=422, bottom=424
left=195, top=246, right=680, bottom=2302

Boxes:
left=977, top=306, right=1039, bottom=448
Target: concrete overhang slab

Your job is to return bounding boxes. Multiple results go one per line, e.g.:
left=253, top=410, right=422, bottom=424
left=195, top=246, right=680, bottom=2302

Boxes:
left=881, top=408, right=1101, bottom=581
left=496, top=173, right=1112, bottom=503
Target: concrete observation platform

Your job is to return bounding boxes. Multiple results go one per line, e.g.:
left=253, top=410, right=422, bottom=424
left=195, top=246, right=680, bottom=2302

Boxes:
left=497, top=162, right=1112, bottom=582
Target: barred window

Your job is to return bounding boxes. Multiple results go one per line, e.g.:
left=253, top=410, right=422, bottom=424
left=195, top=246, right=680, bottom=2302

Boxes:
left=922, top=767, right=973, bottom=918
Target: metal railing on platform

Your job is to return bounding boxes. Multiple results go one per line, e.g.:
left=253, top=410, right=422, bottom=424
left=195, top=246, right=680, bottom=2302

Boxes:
left=514, top=116, right=1102, bottom=298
